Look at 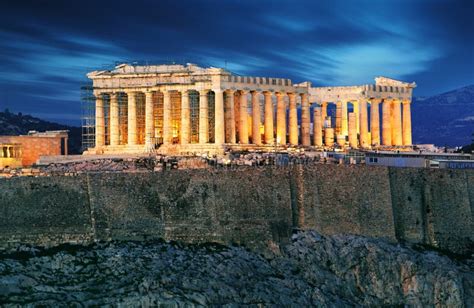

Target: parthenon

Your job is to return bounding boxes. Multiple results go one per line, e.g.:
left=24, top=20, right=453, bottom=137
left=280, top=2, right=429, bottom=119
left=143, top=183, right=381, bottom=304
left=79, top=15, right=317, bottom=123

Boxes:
left=85, top=63, right=415, bottom=155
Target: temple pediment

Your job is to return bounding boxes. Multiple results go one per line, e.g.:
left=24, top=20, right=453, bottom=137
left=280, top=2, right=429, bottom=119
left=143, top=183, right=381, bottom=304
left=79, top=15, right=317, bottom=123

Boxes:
left=375, top=76, right=416, bottom=88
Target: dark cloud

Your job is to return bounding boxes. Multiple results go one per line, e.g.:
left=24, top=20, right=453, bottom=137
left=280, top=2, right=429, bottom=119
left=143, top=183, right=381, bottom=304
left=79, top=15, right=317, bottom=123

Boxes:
left=0, top=0, right=472, bottom=124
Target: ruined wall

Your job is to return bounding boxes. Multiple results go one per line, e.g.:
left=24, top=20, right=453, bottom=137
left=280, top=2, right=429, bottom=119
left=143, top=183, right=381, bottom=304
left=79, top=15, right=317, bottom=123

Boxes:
left=0, top=165, right=472, bottom=254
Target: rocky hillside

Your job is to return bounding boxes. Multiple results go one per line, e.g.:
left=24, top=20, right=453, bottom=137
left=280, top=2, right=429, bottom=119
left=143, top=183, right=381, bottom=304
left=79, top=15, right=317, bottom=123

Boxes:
left=412, top=85, right=474, bottom=147
left=0, top=110, right=82, bottom=154
left=1, top=231, right=472, bottom=306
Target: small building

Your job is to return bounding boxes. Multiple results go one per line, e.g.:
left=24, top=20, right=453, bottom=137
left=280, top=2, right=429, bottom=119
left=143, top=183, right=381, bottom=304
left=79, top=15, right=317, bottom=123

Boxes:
left=365, top=151, right=472, bottom=168
left=0, top=130, right=69, bottom=167
left=433, top=159, right=474, bottom=169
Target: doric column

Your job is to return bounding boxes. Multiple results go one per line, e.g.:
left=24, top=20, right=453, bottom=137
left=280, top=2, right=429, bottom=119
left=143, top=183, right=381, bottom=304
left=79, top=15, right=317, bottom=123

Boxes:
left=313, top=108, right=323, bottom=146
left=353, top=101, right=360, bottom=133
left=263, top=91, right=274, bottom=144
left=110, top=93, right=119, bottom=146
left=225, top=90, right=236, bottom=143
left=145, top=91, right=155, bottom=149
left=301, top=93, right=310, bottom=146
left=95, top=94, right=105, bottom=147
left=276, top=92, right=286, bottom=145
left=199, top=90, right=209, bottom=144
left=382, top=99, right=392, bottom=145
left=359, top=98, right=369, bottom=148
left=288, top=93, right=298, bottom=145
left=127, top=92, right=137, bottom=146
left=392, top=99, right=403, bottom=146
left=162, top=90, right=171, bottom=145
left=335, top=101, right=342, bottom=134
left=370, top=99, right=381, bottom=146
left=214, top=89, right=225, bottom=145
left=321, top=102, right=328, bottom=122
left=251, top=91, right=261, bottom=145
left=324, top=128, right=334, bottom=147
left=348, top=113, right=357, bottom=148
left=180, top=90, right=190, bottom=144
left=239, top=90, right=249, bottom=144
left=341, top=101, right=348, bottom=136
left=402, top=99, right=412, bottom=145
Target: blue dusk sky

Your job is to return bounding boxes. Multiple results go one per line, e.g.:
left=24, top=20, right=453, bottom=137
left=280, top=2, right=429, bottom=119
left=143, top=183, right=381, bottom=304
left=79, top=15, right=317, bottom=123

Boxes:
left=0, top=0, right=473, bottom=125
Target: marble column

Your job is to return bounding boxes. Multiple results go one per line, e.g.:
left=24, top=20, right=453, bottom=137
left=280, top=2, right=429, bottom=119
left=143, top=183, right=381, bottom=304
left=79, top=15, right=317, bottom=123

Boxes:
left=301, top=93, right=310, bottom=146
left=321, top=102, right=328, bottom=122
left=95, top=94, right=105, bottom=147
left=348, top=113, right=357, bottom=148
left=127, top=92, right=137, bottom=146
left=313, top=108, right=323, bottom=146
left=392, top=99, right=403, bottom=146
left=288, top=93, right=298, bottom=145
left=239, top=91, right=249, bottom=144
left=162, top=90, right=171, bottom=145
left=145, top=91, right=155, bottom=149
left=402, top=99, right=412, bottom=145
left=263, top=91, right=274, bottom=144
left=225, top=90, right=236, bottom=143
left=276, top=92, right=286, bottom=145
left=370, top=99, right=381, bottom=146
left=180, top=90, right=190, bottom=144
left=325, top=128, right=334, bottom=147
left=251, top=91, right=261, bottom=145
left=110, top=93, right=119, bottom=146
left=353, top=101, right=360, bottom=133
left=199, top=90, right=209, bottom=144
left=335, top=101, right=342, bottom=135
left=341, top=101, right=348, bottom=136
left=359, top=99, right=369, bottom=148
left=382, top=99, right=392, bottom=146
left=214, top=89, right=225, bottom=145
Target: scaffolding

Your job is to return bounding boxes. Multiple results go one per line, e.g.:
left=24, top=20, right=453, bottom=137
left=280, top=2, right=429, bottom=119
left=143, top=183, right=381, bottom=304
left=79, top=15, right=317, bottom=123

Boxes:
left=80, top=83, right=95, bottom=151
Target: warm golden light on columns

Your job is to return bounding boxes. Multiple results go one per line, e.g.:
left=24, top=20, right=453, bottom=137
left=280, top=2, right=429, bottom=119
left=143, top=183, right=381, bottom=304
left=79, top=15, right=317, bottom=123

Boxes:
left=325, top=128, right=334, bottom=147
left=370, top=99, right=381, bottom=146
left=251, top=91, right=262, bottom=145
left=214, top=89, right=225, bottom=145
left=276, top=92, right=286, bottom=145
left=313, top=108, right=323, bottom=146
left=263, top=91, right=274, bottom=144
left=321, top=102, right=328, bottom=122
left=301, top=93, right=311, bottom=146
left=288, top=93, right=298, bottom=145
left=359, top=98, right=369, bottom=148
left=162, top=90, right=171, bottom=145
left=341, top=101, right=348, bottom=136
left=239, top=91, right=249, bottom=144
left=392, top=99, right=403, bottom=146
left=110, top=93, right=119, bottom=146
left=199, top=90, right=209, bottom=144
left=348, top=113, right=357, bottom=148
left=145, top=91, right=155, bottom=149
left=382, top=98, right=392, bottom=146
left=180, top=90, right=190, bottom=144
left=127, top=92, right=137, bottom=146
left=95, top=94, right=105, bottom=147
left=335, top=101, right=342, bottom=135
left=225, top=90, right=236, bottom=143
left=402, top=99, right=412, bottom=145
left=353, top=101, right=360, bottom=134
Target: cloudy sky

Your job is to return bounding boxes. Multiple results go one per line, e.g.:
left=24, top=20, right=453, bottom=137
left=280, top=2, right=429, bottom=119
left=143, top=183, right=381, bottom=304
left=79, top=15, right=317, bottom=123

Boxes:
left=0, top=0, right=473, bottom=125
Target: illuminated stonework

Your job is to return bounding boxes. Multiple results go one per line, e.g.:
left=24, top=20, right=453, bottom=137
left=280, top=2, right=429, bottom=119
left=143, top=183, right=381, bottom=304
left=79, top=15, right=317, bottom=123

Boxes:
left=86, top=63, right=415, bottom=155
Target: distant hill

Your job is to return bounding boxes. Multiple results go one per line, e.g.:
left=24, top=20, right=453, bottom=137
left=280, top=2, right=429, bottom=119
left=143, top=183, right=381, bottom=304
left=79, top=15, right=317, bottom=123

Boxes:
left=0, top=110, right=82, bottom=154
left=412, top=85, right=474, bottom=147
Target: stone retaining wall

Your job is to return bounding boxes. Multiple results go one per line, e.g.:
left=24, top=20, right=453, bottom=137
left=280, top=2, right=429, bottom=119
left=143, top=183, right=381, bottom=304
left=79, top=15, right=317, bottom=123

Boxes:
left=0, top=165, right=472, bottom=254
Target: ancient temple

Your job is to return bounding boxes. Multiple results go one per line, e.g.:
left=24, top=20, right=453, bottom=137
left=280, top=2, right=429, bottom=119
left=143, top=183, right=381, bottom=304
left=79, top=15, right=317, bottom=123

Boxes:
left=85, top=63, right=415, bottom=155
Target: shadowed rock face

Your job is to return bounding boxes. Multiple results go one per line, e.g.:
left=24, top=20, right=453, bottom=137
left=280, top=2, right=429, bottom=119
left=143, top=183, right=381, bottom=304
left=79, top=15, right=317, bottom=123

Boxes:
left=1, top=232, right=472, bottom=306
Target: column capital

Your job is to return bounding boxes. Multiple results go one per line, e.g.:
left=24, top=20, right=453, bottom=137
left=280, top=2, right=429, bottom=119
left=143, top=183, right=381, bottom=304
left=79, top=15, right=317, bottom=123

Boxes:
left=299, top=93, right=308, bottom=99
left=226, top=89, right=235, bottom=96
left=370, top=98, right=382, bottom=104
left=199, top=89, right=209, bottom=96
left=212, top=88, right=224, bottom=93
left=275, top=92, right=286, bottom=98
left=263, top=91, right=272, bottom=97
left=239, top=90, right=249, bottom=95
left=250, top=90, right=260, bottom=96
left=287, top=92, right=296, bottom=99
left=402, top=99, right=411, bottom=104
